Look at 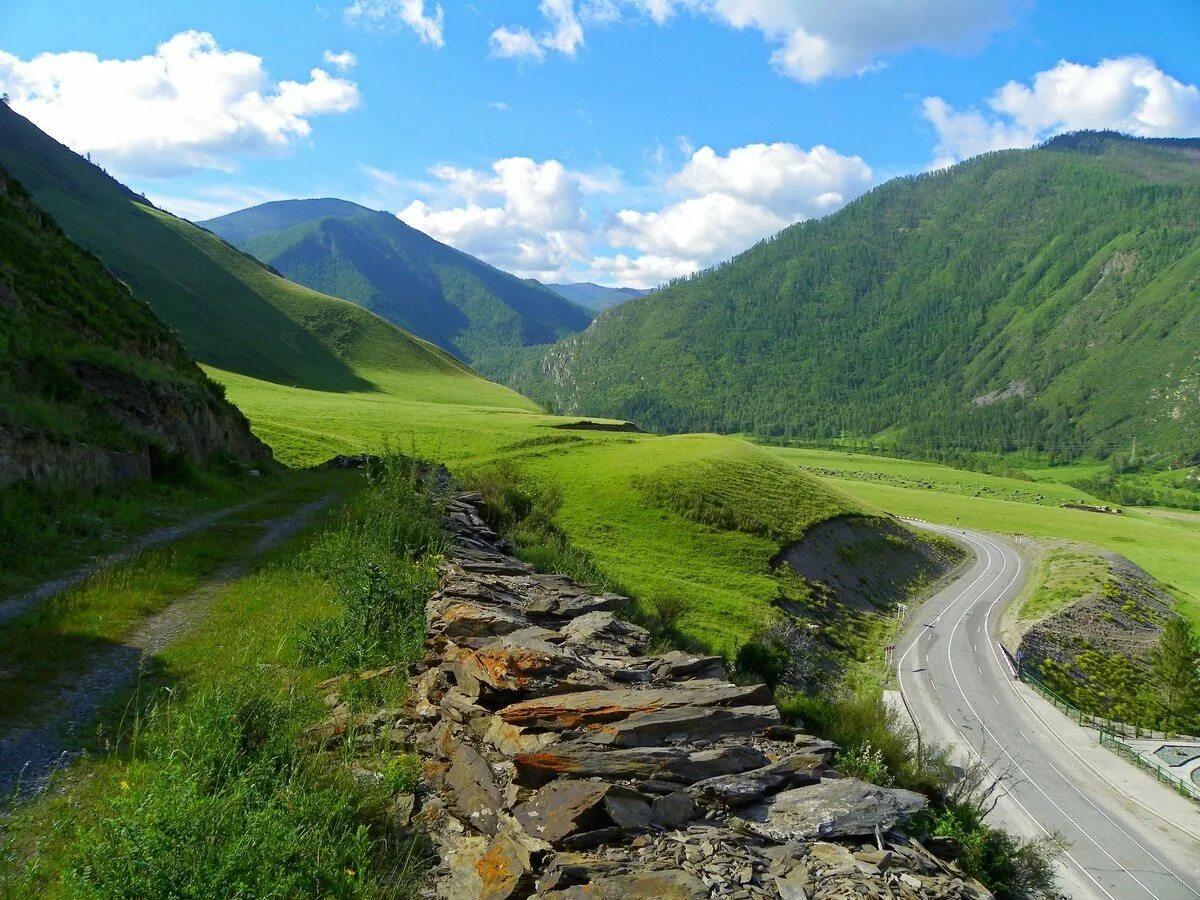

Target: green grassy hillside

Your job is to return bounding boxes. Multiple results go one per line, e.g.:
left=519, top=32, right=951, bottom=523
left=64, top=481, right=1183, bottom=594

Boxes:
left=0, top=103, right=533, bottom=415
left=0, top=165, right=265, bottom=480
left=517, top=132, right=1200, bottom=462
left=774, top=446, right=1200, bottom=625
left=200, top=199, right=592, bottom=376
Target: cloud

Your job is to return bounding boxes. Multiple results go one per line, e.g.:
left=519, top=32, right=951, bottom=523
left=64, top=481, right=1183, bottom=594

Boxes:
left=398, top=157, right=595, bottom=279
left=389, top=141, right=869, bottom=288
left=150, top=184, right=296, bottom=222
left=344, top=0, right=445, bottom=47
left=487, top=100, right=511, bottom=111
left=924, top=56, right=1200, bottom=166
left=0, top=31, right=360, bottom=178
left=322, top=50, right=358, bottom=71
left=599, top=142, right=872, bottom=286
left=490, top=0, right=585, bottom=61
left=495, top=0, right=1013, bottom=81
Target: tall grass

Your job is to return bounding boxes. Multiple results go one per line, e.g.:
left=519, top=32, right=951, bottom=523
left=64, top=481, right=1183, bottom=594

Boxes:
left=464, top=460, right=620, bottom=592
left=300, top=456, right=447, bottom=672
left=0, top=454, right=441, bottom=898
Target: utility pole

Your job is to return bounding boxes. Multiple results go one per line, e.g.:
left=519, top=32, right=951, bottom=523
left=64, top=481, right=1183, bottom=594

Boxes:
left=1130, top=436, right=1137, bottom=466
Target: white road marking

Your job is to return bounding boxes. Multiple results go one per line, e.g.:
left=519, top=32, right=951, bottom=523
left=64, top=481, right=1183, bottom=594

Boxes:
left=959, top=528, right=1197, bottom=899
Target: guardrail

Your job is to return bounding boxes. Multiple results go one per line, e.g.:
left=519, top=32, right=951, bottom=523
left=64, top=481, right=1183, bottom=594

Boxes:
left=1019, top=666, right=1200, bottom=802
left=1019, top=666, right=1200, bottom=741
left=1099, top=728, right=1200, bottom=801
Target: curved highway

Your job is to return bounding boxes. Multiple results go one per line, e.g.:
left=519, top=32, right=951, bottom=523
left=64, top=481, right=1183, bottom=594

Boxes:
left=896, top=523, right=1200, bottom=900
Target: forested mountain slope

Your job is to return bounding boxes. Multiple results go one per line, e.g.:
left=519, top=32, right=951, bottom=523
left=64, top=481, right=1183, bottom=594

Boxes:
left=516, top=133, right=1200, bottom=460
left=200, top=200, right=591, bottom=376
left=0, top=101, right=526, bottom=410
left=0, top=166, right=267, bottom=487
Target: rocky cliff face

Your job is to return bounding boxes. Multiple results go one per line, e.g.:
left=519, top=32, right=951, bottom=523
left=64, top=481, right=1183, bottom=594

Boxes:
left=312, top=488, right=994, bottom=899
left=0, top=166, right=269, bottom=487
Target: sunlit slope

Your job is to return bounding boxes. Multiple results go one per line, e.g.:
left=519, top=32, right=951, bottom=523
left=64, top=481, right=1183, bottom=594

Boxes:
left=774, top=446, right=1200, bottom=624
left=201, top=198, right=592, bottom=374
left=0, top=102, right=532, bottom=410
left=519, top=133, right=1200, bottom=458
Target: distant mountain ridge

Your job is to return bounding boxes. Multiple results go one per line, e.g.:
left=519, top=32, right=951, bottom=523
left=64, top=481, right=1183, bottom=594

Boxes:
left=200, top=200, right=592, bottom=376
left=543, top=282, right=649, bottom=312
left=0, top=101, right=521, bottom=411
left=512, top=132, right=1200, bottom=461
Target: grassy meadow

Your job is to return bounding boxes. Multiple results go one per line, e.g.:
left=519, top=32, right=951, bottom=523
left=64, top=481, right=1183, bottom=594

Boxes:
left=771, top=447, right=1200, bottom=624
left=216, top=364, right=871, bottom=652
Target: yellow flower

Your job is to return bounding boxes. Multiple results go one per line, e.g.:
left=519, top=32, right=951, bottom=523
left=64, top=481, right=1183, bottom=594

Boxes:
left=345, top=868, right=356, bottom=878
left=120, top=780, right=130, bottom=791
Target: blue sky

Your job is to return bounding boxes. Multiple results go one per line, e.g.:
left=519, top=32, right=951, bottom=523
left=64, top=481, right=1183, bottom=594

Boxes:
left=2, top=0, right=1199, bottom=286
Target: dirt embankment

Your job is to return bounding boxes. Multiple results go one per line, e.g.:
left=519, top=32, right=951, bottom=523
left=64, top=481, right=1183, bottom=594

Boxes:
left=773, top=516, right=967, bottom=619
left=1016, top=550, right=1174, bottom=684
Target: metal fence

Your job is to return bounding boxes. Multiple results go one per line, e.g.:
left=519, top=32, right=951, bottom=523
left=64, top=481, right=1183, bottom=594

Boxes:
left=1099, top=729, right=1200, bottom=802
left=1019, top=668, right=1200, bottom=802
left=1019, top=667, right=1200, bottom=742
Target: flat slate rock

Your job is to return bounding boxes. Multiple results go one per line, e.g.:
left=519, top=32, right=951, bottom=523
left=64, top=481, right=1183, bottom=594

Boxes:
left=512, top=742, right=770, bottom=786
left=497, top=681, right=773, bottom=730
left=687, top=753, right=824, bottom=807
left=732, top=777, right=927, bottom=842
left=578, top=704, right=780, bottom=748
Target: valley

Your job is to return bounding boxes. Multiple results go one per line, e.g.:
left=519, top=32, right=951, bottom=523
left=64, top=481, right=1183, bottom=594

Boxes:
left=3, top=22, right=1200, bottom=894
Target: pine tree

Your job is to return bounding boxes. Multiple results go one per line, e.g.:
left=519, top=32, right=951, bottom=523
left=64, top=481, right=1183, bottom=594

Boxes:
left=1148, top=618, right=1200, bottom=733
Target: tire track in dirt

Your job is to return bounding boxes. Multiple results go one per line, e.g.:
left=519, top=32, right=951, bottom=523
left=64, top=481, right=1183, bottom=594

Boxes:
left=0, top=494, right=334, bottom=797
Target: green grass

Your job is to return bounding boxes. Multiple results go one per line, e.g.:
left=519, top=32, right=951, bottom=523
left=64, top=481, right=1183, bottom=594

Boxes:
left=772, top=446, right=1200, bottom=625
left=0, top=469, right=271, bottom=600
left=214, top=359, right=870, bottom=653
left=1, top=460, right=438, bottom=898
left=0, top=474, right=341, bottom=726
left=1019, top=548, right=1112, bottom=621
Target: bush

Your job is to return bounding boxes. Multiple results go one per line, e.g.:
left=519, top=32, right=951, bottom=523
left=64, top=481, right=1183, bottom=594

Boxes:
left=300, top=455, right=446, bottom=671
left=300, top=560, right=435, bottom=671
left=833, top=741, right=893, bottom=786
left=736, top=619, right=826, bottom=691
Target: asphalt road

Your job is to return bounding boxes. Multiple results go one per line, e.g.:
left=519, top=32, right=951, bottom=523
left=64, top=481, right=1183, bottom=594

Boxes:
left=896, top=522, right=1200, bottom=900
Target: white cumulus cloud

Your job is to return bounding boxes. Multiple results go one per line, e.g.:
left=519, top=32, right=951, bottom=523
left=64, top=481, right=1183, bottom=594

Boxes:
left=598, top=141, right=872, bottom=287
left=397, top=157, right=595, bottom=280
left=925, top=56, right=1200, bottom=166
left=496, top=0, right=1013, bottom=81
left=322, top=50, right=358, bottom=71
left=344, top=0, right=445, bottom=47
left=0, top=31, right=360, bottom=178
left=491, top=0, right=584, bottom=61
left=387, top=141, right=871, bottom=288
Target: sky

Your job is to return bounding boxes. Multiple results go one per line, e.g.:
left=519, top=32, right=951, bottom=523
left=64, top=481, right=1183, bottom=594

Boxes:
left=2, top=1, right=1199, bottom=288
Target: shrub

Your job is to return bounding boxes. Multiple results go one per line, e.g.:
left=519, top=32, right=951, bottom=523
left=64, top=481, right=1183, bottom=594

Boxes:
left=833, top=741, right=893, bottom=786
left=300, top=454, right=446, bottom=671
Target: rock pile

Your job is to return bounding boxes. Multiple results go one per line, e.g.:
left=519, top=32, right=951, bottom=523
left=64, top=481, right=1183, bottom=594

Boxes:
left=327, top=489, right=994, bottom=899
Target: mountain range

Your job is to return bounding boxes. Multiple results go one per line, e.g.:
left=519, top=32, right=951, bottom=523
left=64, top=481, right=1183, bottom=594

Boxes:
left=0, top=101, right=507, bottom=402
left=200, top=200, right=591, bottom=378
left=512, top=132, right=1200, bottom=461
left=542, top=282, right=649, bottom=312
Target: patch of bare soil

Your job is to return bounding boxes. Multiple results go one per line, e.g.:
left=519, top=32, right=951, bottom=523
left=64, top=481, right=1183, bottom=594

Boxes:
left=772, top=516, right=966, bottom=617
left=1018, top=551, right=1174, bottom=681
